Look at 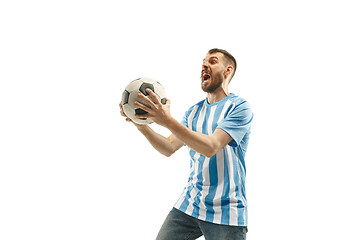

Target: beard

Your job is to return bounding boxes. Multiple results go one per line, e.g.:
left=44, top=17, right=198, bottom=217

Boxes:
left=201, top=71, right=224, bottom=93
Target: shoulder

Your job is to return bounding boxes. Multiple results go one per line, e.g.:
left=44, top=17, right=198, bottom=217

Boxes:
left=228, top=94, right=251, bottom=111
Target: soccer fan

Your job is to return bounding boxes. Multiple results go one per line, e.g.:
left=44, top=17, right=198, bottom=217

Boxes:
left=120, top=48, right=253, bottom=240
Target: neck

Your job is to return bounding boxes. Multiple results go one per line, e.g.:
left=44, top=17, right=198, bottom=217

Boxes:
left=206, top=87, right=230, bottom=104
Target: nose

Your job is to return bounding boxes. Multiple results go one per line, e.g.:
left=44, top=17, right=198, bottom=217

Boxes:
left=202, top=61, right=209, bottom=70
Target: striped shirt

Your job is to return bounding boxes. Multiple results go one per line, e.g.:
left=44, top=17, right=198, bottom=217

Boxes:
left=174, top=93, right=253, bottom=226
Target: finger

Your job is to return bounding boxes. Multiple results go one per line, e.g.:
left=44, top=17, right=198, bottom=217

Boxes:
left=119, top=106, right=125, bottom=115
left=137, top=91, right=157, bottom=109
left=145, top=88, right=161, bottom=105
left=119, top=103, right=125, bottom=113
left=134, top=100, right=152, bottom=113
left=119, top=104, right=129, bottom=118
left=135, top=113, right=150, bottom=119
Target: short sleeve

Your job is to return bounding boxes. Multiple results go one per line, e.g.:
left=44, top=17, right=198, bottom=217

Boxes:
left=217, top=101, right=253, bottom=147
left=181, top=112, right=188, bottom=128
left=181, top=105, right=195, bottom=128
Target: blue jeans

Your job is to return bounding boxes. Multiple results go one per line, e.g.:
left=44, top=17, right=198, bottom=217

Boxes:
left=156, top=208, right=247, bottom=240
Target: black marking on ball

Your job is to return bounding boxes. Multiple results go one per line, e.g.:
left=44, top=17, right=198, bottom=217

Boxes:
left=161, top=98, right=166, bottom=104
left=139, top=82, right=154, bottom=96
left=121, top=90, right=129, bottom=104
left=135, top=108, right=148, bottom=120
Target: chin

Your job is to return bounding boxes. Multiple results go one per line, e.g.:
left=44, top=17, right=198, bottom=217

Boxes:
left=201, top=85, right=211, bottom=93
left=202, top=83, right=222, bottom=93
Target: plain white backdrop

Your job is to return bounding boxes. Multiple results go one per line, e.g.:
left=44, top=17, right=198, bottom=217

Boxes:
left=1, top=0, right=359, bottom=239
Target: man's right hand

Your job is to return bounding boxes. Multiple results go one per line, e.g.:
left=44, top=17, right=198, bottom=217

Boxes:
left=119, top=103, right=130, bottom=121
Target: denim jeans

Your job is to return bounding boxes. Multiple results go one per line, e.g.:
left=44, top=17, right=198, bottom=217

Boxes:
left=156, top=208, right=247, bottom=240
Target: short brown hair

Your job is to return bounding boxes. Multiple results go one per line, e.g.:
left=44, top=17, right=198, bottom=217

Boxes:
left=207, top=48, right=237, bottom=81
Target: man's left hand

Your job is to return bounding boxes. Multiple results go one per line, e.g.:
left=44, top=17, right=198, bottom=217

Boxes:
left=134, top=88, right=173, bottom=127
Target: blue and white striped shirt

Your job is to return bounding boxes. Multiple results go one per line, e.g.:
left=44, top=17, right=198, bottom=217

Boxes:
left=174, top=93, right=253, bottom=226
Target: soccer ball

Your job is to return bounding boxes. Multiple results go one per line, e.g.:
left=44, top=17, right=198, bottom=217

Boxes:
left=121, top=78, right=166, bottom=125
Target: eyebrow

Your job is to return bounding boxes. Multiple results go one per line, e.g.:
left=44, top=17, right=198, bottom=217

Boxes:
left=203, top=56, right=219, bottom=61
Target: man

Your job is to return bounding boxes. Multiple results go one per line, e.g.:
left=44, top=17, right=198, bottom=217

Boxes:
left=120, top=49, right=253, bottom=240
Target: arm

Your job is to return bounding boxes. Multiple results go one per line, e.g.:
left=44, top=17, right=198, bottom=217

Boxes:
left=134, top=90, right=233, bottom=158
left=136, top=125, right=184, bottom=157
left=165, top=118, right=232, bottom=158
left=120, top=103, right=183, bottom=157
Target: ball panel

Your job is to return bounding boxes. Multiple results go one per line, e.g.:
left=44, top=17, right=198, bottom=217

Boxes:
left=135, top=108, right=148, bottom=120
left=121, top=90, right=129, bottom=105
left=139, top=82, right=155, bottom=96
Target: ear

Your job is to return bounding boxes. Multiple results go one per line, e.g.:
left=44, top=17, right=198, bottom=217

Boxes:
left=224, top=65, right=234, bottom=80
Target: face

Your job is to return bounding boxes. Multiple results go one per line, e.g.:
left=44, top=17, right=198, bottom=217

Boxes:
left=201, top=52, right=226, bottom=93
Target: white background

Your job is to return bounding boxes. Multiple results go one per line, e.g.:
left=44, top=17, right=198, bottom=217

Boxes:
left=1, top=0, right=359, bottom=239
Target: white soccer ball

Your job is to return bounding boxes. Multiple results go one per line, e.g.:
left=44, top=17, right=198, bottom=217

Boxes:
left=121, top=78, right=166, bottom=125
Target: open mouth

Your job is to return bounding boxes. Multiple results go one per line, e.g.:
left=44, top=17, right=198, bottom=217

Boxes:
left=202, top=71, right=211, bottom=83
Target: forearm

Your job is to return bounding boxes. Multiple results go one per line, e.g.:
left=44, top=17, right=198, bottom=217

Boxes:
left=136, top=125, right=175, bottom=157
left=165, top=117, right=220, bottom=158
